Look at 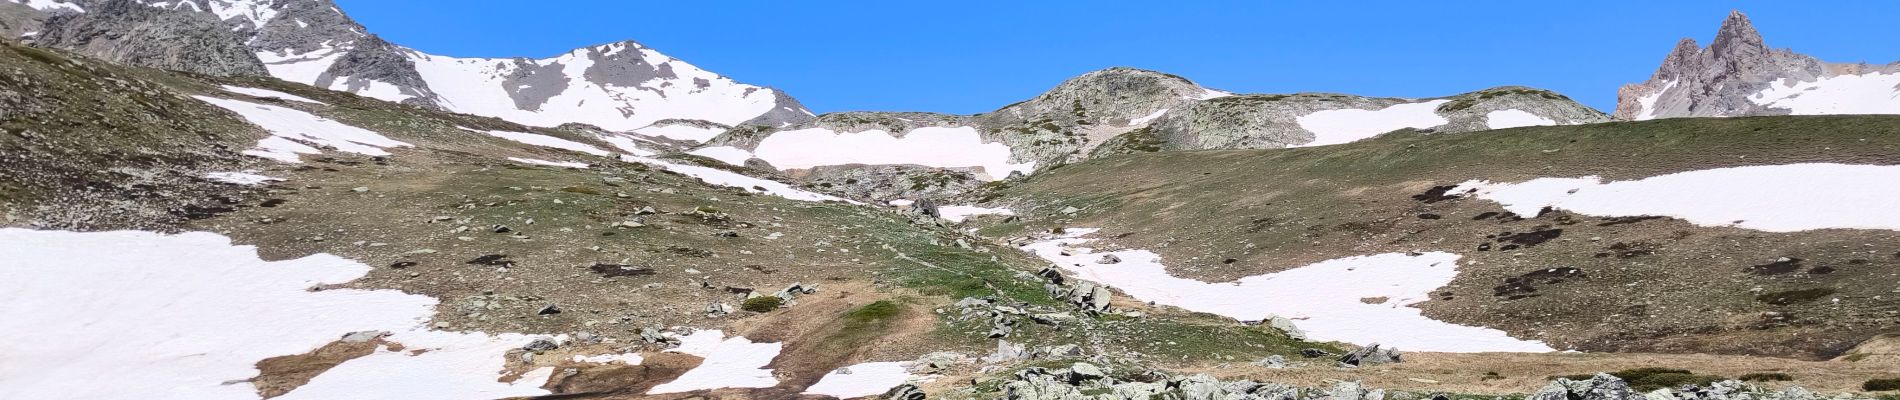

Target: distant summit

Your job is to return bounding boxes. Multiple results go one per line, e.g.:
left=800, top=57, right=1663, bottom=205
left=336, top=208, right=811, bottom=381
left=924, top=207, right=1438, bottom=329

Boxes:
left=1615, top=10, right=1900, bottom=119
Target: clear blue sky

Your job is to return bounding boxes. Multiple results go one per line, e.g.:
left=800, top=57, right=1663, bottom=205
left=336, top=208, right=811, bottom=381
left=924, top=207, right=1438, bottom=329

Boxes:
left=333, top=1, right=1900, bottom=115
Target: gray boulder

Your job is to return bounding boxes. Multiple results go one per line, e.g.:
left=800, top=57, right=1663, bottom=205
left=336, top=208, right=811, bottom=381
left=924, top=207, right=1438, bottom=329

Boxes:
left=1529, top=374, right=1644, bottom=400
left=1338, top=344, right=1401, bottom=367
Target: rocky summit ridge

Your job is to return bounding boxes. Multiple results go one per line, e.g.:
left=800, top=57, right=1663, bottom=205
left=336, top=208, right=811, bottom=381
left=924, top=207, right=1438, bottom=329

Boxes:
left=1615, top=10, right=1900, bottom=120
left=9, top=0, right=813, bottom=131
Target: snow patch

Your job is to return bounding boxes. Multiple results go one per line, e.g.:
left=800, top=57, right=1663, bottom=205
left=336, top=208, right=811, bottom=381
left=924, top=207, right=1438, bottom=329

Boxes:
left=688, top=146, right=755, bottom=165
left=222, top=85, right=325, bottom=104
left=1635, top=79, right=1677, bottom=121
left=328, top=76, right=414, bottom=103
left=618, top=155, right=852, bottom=203
left=1455, top=163, right=1900, bottom=232
left=751, top=127, right=1034, bottom=180
left=507, top=157, right=589, bottom=169
left=1294, top=100, right=1451, bottom=147
left=9, top=0, right=83, bottom=12
left=257, top=45, right=346, bottom=85
left=197, top=96, right=410, bottom=163
left=278, top=330, right=557, bottom=400
left=648, top=330, right=781, bottom=394
left=1748, top=72, right=1900, bottom=115
left=595, top=133, right=657, bottom=156
left=1024, top=229, right=1553, bottom=353
left=938, top=206, right=1013, bottom=223
left=1484, top=109, right=1558, bottom=129
left=206, top=171, right=283, bottom=185
left=635, top=123, right=728, bottom=142
left=802, top=362, right=914, bottom=398
left=1197, top=88, right=1234, bottom=100
left=0, top=229, right=560, bottom=399
left=571, top=353, right=644, bottom=365
left=1128, top=108, right=1170, bottom=126
left=477, top=129, right=612, bottom=157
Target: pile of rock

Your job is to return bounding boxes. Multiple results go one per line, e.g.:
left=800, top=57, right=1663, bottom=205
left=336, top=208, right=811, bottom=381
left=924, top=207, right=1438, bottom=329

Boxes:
left=1033, top=267, right=1112, bottom=314
left=1002, top=362, right=1389, bottom=400
left=773, top=282, right=819, bottom=301
left=1337, top=343, right=1401, bottom=367
left=1528, top=374, right=1860, bottom=400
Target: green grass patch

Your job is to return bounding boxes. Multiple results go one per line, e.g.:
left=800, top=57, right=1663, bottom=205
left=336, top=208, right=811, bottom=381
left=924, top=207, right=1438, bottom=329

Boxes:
left=742, top=296, right=783, bottom=312
left=1867, top=378, right=1900, bottom=392
left=1739, top=373, right=1793, bottom=382
left=805, top=301, right=908, bottom=356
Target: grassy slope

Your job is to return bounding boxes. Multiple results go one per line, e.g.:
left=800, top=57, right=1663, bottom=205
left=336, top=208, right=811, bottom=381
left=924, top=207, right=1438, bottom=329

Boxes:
left=0, top=41, right=1349, bottom=396
left=986, top=117, right=1900, bottom=359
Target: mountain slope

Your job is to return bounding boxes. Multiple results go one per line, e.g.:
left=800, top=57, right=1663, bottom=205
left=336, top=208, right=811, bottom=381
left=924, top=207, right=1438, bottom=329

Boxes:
left=33, top=0, right=267, bottom=76
left=1615, top=11, right=1900, bottom=120
left=696, top=68, right=1608, bottom=203
left=970, top=115, right=1900, bottom=360
left=13, top=0, right=811, bottom=131
left=0, top=40, right=1373, bottom=399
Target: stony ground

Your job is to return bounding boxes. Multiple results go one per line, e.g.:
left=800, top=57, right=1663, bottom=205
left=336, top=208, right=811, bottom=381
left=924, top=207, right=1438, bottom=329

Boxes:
left=974, top=115, right=1900, bottom=361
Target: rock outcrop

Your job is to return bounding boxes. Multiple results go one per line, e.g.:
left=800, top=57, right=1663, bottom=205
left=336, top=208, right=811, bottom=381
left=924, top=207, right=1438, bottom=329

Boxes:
left=34, top=0, right=268, bottom=77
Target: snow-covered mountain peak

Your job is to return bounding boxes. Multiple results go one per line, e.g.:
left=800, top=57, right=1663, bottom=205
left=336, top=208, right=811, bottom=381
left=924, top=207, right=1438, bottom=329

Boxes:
left=13, top=0, right=811, bottom=132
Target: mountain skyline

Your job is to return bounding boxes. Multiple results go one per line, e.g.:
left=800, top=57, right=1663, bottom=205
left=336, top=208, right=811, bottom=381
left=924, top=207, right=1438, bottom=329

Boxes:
left=332, top=1, right=1900, bottom=115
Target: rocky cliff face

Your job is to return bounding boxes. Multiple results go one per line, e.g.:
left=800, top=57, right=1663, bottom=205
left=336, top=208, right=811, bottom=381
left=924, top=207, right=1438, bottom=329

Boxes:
left=1614, top=11, right=1900, bottom=120
left=15, top=0, right=812, bottom=130
left=33, top=0, right=268, bottom=77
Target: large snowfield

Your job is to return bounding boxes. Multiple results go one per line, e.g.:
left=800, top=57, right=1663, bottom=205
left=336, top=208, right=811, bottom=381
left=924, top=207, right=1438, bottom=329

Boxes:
left=197, top=96, right=411, bottom=163
left=1456, top=163, right=1900, bottom=232
left=1748, top=72, right=1900, bottom=115
left=741, top=126, right=1036, bottom=180
left=1025, top=229, right=1554, bottom=353
left=1294, top=100, right=1451, bottom=147
left=0, top=229, right=576, bottom=399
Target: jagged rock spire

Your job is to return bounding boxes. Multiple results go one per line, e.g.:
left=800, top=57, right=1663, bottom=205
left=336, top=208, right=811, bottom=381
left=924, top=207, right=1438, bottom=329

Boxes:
left=1709, top=10, right=1767, bottom=63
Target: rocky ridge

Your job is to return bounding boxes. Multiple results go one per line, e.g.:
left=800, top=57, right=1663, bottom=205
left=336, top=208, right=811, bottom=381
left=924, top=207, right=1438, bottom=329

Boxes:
left=1614, top=11, right=1900, bottom=120
left=13, top=0, right=812, bottom=130
left=702, top=68, right=1607, bottom=203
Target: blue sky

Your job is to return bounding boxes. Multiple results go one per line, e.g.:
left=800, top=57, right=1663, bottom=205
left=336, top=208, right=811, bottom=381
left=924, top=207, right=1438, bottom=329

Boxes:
left=333, top=1, right=1900, bottom=115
